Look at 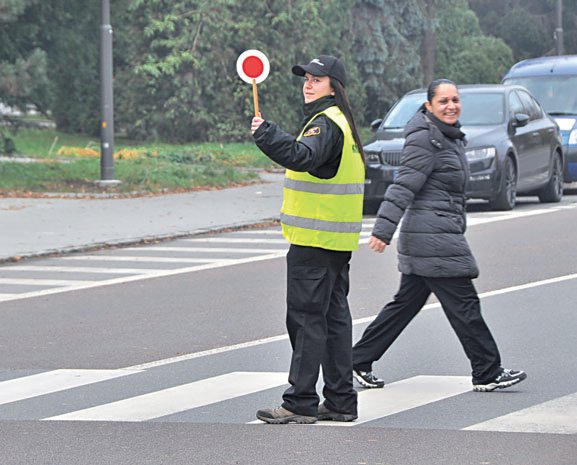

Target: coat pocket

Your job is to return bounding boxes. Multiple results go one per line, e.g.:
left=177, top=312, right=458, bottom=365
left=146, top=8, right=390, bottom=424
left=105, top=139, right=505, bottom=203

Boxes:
left=287, top=266, right=328, bottom=313
left=434, top=210, right=464, bottom=233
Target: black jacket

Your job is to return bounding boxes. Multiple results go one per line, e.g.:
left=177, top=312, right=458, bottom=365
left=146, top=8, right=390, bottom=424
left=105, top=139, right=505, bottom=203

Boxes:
left=253, top=96, right=344, bottom=179
left=372, top=109, right=479, bottom=278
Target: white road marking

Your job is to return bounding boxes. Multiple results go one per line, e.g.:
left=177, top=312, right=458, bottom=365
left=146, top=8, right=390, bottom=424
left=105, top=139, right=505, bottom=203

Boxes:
left=44, top=372, right=288, bottom=422
left=123, top=246, right=286, bottom=254
left=235, top=230, right=283, bottom=235
left=2, top=266, right=166, bottom=274
left=0, top=369, right=142, bottom=406
left=1, top=206, right=574, bottom=303
left=123, top=272, right=577, bottom=370
left=248, top=375, right=471, bottom=425
left=183, top=237, right=287, bottom=244
left=464, top=393, right=577, bottom=434
left=0, top=252, right=286, bottom=303
left=61, top=256, right=229, bottom=263
left=339, top=375, right=471, bottom=427
left=0, top=278, right=94, bottom=286
left=467, top=204, right=576, bottom=227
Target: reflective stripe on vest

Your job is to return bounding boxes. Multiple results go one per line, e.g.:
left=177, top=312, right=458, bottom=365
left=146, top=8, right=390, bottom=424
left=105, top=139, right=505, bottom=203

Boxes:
left=283, top=178, right=364, bottom=195
left=280, top=106, right=365, bottom=251
left=280, top=213, right=361, bottom=233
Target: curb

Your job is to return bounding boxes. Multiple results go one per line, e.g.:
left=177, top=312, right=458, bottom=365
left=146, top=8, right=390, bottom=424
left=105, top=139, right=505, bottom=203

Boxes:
left=1, top=217, right=280, bottom=264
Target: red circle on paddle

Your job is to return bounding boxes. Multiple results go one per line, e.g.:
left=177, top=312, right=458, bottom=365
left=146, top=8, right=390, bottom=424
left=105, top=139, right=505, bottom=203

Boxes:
left=242, top=56, right=265, bottom=79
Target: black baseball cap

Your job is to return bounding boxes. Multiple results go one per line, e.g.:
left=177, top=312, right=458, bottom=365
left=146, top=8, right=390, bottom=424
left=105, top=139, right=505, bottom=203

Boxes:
left=292, top=55, right=347, bottom=87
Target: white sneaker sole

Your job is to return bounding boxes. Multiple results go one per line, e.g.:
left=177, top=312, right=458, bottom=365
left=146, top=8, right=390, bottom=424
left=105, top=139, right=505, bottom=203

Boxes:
left=473, top=376, right=525, bottom=392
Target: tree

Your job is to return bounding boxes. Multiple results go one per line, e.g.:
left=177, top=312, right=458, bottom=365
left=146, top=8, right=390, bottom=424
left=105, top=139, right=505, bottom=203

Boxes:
left=469, top=0, right=577, bottom=59
left=435, top=0, right=514, bottom=83
left=0, top=0, right=50, bottom=153
left=0, top=0, right=49, bottom=113
left=351, top=0, right=424, bottom=121
left=114, top=0, right=364, bottom=142
left=33, top=1, right=103, bottom=135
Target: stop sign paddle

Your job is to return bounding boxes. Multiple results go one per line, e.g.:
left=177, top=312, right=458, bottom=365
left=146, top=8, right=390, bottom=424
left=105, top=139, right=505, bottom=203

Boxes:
left=236, top=50, right=270, bottom=116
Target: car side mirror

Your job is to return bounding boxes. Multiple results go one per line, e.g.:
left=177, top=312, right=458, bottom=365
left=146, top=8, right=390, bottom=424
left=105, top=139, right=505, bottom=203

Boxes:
left=512, top=113, right=529, bottom=128
left=370, top=118, right=383, bottom=131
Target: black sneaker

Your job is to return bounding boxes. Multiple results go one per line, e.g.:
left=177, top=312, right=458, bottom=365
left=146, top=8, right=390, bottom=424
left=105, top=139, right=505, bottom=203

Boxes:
left=353, top=369, right=385, bottom=388
left=473, top=368, right=527, bottom=392
left=256, top=406, right=317, bottom=424
left=317, top=403, right=357, bottom=422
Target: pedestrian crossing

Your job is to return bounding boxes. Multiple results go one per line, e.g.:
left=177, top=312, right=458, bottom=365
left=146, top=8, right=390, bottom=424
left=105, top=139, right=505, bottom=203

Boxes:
left=2, top=203, right=575, bottom=303
left=2, top=202, right=576, bottom=303
left=0, top=221, right=375, bottom=303
left=0, top=226, right=291, bottom=303
left=0, top=368, right=574, bottom=434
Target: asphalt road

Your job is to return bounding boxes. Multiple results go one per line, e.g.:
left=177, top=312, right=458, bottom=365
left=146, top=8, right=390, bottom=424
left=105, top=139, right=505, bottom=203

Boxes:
left=0, top=196, right=576, bottom=465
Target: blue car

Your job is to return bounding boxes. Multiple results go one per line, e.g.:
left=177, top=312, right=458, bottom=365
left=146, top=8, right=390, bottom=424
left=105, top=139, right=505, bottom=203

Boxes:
left=502, top=55, right=577, bottom=184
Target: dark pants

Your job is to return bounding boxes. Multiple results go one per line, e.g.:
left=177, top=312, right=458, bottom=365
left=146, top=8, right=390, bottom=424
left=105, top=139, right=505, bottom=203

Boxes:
left=281, top=244, right=358, bottom=417
left=353, top=273, right=502, bottom=384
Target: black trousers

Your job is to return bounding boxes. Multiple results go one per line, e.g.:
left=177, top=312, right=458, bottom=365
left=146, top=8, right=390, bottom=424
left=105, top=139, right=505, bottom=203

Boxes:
left=353, top=273, right=502, bottom=384
left=281, top=244, right=357, bottom=417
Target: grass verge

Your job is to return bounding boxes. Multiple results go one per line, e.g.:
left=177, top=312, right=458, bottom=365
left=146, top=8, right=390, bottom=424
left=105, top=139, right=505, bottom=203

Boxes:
left=0, top=128, right=278, bottom=195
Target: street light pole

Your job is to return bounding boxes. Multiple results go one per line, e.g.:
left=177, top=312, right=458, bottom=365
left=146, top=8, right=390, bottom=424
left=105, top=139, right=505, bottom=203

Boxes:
left=99, top=0, right=119, bottom=185
left=555, top=0, right=564, bottom=55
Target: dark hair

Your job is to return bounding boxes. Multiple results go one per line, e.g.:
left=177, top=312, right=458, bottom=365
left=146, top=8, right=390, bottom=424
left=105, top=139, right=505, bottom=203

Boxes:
left=427, top=78, right=457, bottom=102
left=330, top=78, right=365, bottom=163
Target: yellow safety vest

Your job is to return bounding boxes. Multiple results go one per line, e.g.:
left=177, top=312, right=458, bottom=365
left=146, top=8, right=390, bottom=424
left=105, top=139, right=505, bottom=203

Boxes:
left=281, top=106, right=365, bottom=251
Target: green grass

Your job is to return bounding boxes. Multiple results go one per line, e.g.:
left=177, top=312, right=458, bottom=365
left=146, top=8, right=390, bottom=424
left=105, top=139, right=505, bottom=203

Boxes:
left=1, top=128, right=278, bottom=195
left=9, top=128, right=101, bottom=158
left=1, top=125, right=373, bottom=195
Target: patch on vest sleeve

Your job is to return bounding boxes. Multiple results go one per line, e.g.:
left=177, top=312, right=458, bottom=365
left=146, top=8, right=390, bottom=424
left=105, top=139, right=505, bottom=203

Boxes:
left=303, top=126, right=321, bottom=137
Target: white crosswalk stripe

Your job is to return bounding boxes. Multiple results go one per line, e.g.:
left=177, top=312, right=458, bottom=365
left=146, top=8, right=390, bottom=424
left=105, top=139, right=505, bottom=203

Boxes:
left=0, top=278, right=94, bottom=286
left=0, top=369, right=141, bottom=406
left=315, top=376, right=471, bottom=427
left=123, top=246, right=285, bottom=254
left=247, top=375, right=472, bottom=426
left=60, top=256, right=229, bottom=263
left=0, top=368, right=573, bottom=434
left=3, top=265, right=167, bottom=274
left=464, top=392, right=577, bottom=434
left=44, top=372, right=288, bottom=422
left=183, top=237, right=287, bottom=244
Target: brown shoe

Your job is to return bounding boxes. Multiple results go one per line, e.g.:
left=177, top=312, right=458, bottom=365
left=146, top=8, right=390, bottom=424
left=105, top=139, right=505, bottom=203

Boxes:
left=256, top=406, right=317, bottom=424
left=317, top=402, right=358, bottom=422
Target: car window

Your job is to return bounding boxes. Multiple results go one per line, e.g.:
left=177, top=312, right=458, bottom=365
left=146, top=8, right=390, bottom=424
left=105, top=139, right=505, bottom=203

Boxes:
left=508, top=91, right=525, bottom=118
left=517, top=90, right=543, bottom=120
left=381, top=93, right=426, bottom=129
left=504, top=76, right=577, bottom=114
left=459, top=92, right=504, bottom=125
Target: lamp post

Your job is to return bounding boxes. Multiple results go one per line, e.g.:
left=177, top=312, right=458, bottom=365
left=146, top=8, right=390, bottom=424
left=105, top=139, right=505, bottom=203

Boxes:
left=555, top=0, right=564, bottom=55
left=98, top=0, right=119, bottom=186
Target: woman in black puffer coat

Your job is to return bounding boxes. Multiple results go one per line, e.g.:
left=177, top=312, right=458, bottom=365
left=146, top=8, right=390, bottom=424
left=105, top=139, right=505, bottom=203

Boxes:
left=352, top=79, right=526, bottom=392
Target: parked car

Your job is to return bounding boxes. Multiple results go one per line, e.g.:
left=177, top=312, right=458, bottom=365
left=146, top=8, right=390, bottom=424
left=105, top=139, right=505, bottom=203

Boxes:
left=502, top=55, right=577, bottom=184
left=363, top=84, right=564, bottom=212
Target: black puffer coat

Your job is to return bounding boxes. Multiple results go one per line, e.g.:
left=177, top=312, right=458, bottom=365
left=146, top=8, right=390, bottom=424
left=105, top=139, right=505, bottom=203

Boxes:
left=372, top=109, right=479, bottom=278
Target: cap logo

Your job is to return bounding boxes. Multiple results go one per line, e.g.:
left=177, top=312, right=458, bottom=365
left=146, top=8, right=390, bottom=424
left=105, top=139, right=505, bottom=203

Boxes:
left=310, top=58, right=325, bottom=67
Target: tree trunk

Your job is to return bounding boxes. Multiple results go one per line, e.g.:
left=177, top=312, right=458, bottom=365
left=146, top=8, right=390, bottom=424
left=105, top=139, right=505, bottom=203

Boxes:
left=421, top=0, right=436, bottom=86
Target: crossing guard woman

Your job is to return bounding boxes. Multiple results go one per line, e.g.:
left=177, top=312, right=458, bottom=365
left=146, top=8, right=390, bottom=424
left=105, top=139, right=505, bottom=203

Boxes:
left=251, top=55, right=365, bottom=424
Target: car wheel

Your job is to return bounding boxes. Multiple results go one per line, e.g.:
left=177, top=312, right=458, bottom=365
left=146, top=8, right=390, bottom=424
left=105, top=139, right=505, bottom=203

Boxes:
left=489, top=156, right=517, bottom=211
left=537, top=153, right=563, bottom=203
